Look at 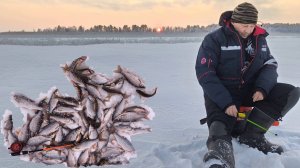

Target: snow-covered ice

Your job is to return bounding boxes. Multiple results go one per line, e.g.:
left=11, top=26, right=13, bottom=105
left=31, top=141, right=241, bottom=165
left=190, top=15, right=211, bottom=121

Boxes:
left=0, top=35, right=300, bottom=167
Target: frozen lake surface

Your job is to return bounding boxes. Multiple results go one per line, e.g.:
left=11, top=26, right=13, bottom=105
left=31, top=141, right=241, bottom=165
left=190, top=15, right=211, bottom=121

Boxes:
left=0, top=35, right=300, bottom=167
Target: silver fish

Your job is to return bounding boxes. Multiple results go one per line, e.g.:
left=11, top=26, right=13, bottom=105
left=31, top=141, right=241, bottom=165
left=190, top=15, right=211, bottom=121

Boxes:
left=112, top=96, right=130, bottom=120
left=114, top=112, right=147, bottom=122
left=72, top=111, right=88, bottom=135
left=49, top=115, right=75, bottom=125
left=78, top=68, right=94, bottom=76
left=40, top=111, right=50, bottom=128
left=39, top=122, right=60, bottom=136
left=54, top=95, right=80, bottom=107
left=69, top=56, right=88, bottom=71
left=73, top=139, right=98, bottom=151
left=102, top=77, right=125, bottom=95
left=64, top=127, right=81, bottom=142
left=53, top=105, right=81, bottom=114
left=99, top=127, right=110, bottom=140
left=136, top=87, right=158, bottom=98
left=123, top=105, right=150, bottom=115
left=100, top=108, right=115, bottom=130
left=86, top=84, right=106, bottom=101
left=1, top=111, right=13, bottom=130
left=116, top=125, right=151, bottom=136
left=61, top=64, right=85, bottom=87
left=5, top=130, right=17, bottom=147
left=66, top=150, right=77, bottom=167
left=101, top=147, right=125, bottom=159
left=113, top=132, right=135, bottom=152
left=26, top=135, right=51, bottom=146
left=54, top=126, right=63, bottom=144
left=85, top=96, right=97, bottom=119
left=96, top=140, right=108, bottom=152
left=78, top=149, right=90, bottom=166
left=35, top=152, right=65, bottom=165
left=88, top=153, right=97, bottom=165
left=114, top=65, right=145, bottom=88
left=88, top=73, right=110, bottom=85
left=41, top=150, right=67, bottom=160
left=17, top=119, right=30, bottom=143
left=49, top=90, right=59, bottom=112
left=11, top=93, right=43, bottom=110
left=88, top=125, right=98, bottom=140
left=29, top=111, right=43, bottom=135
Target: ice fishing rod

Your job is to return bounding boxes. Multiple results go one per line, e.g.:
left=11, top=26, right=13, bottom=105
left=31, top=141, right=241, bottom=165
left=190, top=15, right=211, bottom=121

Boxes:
left=9, top=142, right=74, bottom=156
left=238, top=113, right=278, bottom=136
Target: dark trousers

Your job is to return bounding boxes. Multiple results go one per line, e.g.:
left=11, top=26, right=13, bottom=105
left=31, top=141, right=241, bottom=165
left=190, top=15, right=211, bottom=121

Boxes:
left=204, top=83, right=296, bottom=134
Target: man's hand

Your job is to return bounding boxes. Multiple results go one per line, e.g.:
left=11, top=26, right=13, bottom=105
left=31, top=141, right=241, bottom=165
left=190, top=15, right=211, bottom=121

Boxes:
left=252, top=91, right=264, bottom=102
left=225, top=105, right=238, bottom=117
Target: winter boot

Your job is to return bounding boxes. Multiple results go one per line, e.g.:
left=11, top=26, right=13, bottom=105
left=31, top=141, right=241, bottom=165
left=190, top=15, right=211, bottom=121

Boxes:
left=203, top=121, right=235, bottom=168
left=238, top=107, right=283, bottom=154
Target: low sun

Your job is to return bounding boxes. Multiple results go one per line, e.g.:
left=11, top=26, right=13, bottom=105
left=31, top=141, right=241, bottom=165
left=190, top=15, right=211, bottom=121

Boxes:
left=156, top=27, right=162, bottom=33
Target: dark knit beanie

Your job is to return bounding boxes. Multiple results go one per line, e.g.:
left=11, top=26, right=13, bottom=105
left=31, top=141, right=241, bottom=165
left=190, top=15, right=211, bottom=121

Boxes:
left=231, top=2, right=258, bottom=24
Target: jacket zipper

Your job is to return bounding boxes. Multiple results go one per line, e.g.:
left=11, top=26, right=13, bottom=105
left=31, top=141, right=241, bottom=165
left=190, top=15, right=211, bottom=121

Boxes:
left=233, top=32, right=244, bottom=89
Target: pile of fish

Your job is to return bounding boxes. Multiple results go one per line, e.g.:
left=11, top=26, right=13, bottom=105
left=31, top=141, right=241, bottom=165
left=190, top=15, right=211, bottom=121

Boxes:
left=1, top=56, right=157, bottom=167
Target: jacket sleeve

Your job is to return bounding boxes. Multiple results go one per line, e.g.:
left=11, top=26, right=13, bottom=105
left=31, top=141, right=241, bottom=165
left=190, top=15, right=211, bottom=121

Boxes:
left=195, top=34, right=233, bottom=110
left=255, top=39, right=278, bottom=96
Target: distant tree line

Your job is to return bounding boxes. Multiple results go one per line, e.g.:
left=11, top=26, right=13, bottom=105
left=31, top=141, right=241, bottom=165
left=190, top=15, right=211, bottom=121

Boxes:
left=32, top=24, right=219, bottom=33
left=4, top=23, right=300, bottom=33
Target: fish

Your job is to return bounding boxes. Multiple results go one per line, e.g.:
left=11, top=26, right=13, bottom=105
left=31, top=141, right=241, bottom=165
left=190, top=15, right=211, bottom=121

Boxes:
left=100, top=108, right=115, bottom=130
left=61, top=64, right=85, bottom=87
left=64, top=127, right=81, bottom=142
left=66, top=149, right=78, bottom=167
left=113, top=132, right=135, bottom=152
left=73, top=139, right=98, bottom=151
left=85, top=96, right=97, bottom=120
left=136, top=87, right=158, bottom=98
left=102, top=77, right=125, bottom=95
left=26, top=135, right=51, bottom=146
left=49, top=95, right=59, bottom=113
left=114, top=124, right=151, bottom=136
left=112, top=96, right=130, bottom=121
left=5, top=130, right=17, bottom=147
left=78, top=68, right=95, bottom=76
left=39, top=122, right=60, bottom=136
left=101, top=147, right=125, bottom=159
left=35, top=152, right=65, bottom=165
left=88, top=73, right=110, bottom=85
left=85, top=84, right=106, bottom=101
left=114, top=65, right=145, bottom=88
left=69, top=56, right=88, bottom=71
left=78, top=149, right=89, bottom=166
left=17, top=117, right=31, bottom=143
left=49, top=115, right=75, bottom=125
left=1, top=110, right=13, bottom=131
left=29, top=111, right=43, bottom=135
left=54, top=95, right=80, bottom=107
left=114, top=112, right=148, bottom=122
left=52, top=105, right=81, bottom=114
left=88, top=125, right=98, bottom=140
left=54, top=127, right=64, bottom=144
left=11, top=93, right=43, bottom=110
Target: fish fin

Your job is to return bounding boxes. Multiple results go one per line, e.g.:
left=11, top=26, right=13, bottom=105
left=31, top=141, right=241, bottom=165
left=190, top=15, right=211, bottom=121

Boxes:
left=114, top=65, right=122, bottom=73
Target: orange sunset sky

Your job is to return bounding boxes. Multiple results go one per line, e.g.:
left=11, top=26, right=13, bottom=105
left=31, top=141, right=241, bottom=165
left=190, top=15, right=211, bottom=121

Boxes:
left=0, top=0, right=299, bottom=32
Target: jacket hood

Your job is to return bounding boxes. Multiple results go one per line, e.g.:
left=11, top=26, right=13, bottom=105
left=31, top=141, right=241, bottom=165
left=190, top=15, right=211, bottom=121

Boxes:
left=218, top=10, right=268, bottom=37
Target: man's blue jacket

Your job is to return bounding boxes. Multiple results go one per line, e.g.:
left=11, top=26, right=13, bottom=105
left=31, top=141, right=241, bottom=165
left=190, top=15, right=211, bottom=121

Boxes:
left=195, top=11, right=278, bottom=110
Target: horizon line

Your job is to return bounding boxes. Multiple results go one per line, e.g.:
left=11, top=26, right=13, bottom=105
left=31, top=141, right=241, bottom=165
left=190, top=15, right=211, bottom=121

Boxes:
left=2, top=22, right=300, bottom=33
